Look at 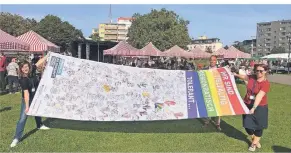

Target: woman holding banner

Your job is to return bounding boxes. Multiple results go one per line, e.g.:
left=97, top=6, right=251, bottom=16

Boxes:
left=233, top=64, right=270, bottom=152
left=10, top=55, right=50, bottom=148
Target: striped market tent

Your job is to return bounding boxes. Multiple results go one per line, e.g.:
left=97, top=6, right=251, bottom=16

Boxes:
left=212, top=47, right=228, bottom=58
left=0, top=29, right=30, bottom=51
left=17, top=30, right=60, bottom=53
left=140, top=42, right=163, bottom=56
left=103, top=41, right=141, bottom=56
left=189, top=47, right=211, bottom=59
left=163, top=45, right=188, bottom=57
left=227, top=46, right=251, bottom=58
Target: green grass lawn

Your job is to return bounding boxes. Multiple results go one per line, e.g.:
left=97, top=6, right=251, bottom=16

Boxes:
left=1, top=83, right=291, bottom=152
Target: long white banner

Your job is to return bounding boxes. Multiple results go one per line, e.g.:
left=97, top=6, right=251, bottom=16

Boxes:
left=28, top=53, right=248, bottom=121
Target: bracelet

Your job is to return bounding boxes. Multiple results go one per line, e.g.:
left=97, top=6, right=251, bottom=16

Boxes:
left=252, top=106, right=257, bottom=109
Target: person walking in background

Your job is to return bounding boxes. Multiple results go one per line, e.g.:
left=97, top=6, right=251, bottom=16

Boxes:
left=6, top=58, right=19, bottom=94
left=0, top=53, right=7, bottom=94
left=233, top=64, right=270, bottom=152
left=10, top=55, right=50, bottom=148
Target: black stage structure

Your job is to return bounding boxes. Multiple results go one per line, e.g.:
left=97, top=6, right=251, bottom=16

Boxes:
left=69, top=39, right=117, bottom=63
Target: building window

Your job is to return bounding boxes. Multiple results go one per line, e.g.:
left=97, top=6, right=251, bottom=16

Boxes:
left=267, top=33, right=271, bottom=36
left=274, top=41, right=276, bottom=44
left=267, top=28, right=271, bottom=31
left=280, top=37, right=286, bottom=41
left=280, top=27, right=286, bottom=31
left=274, top=36, right=277, bottom=39
left=281, top=32, right=286, bottom=35
left=281, top=22, right=291, bottom=25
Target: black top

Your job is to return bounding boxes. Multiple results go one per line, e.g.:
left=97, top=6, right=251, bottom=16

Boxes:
left=19, top=76, right=39, bottom=102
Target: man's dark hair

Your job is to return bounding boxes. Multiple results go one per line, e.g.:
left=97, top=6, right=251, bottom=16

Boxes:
left=209, top=55, right=217, bottom=60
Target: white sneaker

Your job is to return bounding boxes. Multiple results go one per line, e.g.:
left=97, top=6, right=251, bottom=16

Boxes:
left=10, top=139, right=19, bottom=148
left=248, top=145, right=256, bottom=152
left=38, top=125, right=50, bottom=130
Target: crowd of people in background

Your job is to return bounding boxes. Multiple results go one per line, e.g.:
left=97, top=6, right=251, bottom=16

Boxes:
left=1, top=52, right=288, bottom=95
left=109, top=56, right=279, bottom=76
left=1, top=52, right=287, bottom=95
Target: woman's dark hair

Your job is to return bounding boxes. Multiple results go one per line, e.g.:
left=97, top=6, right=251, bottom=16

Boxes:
left=19, top=60, right=31, bottom=77
left=254, top=64, right=269, bottom=71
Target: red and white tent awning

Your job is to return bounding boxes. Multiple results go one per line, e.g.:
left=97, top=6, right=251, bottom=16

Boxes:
left=227, top=46, right=251, bottom=58
left=163, top=45, right=189, bottom=57
left=140, top=42, right=163, bottom=56
left=0, top=29, right=30, bottom=51
left=103, top=41, right=141, bottom=56
left=212, top=48, right=227, bottom=57
left=189, top=48, right=211, bottom=59
left=17, top=30, right=60, bottom=52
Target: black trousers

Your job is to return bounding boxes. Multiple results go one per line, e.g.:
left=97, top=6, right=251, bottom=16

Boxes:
left=0, top=71, right=5, bottom=92
left=7, top=75, right=19, bottom=93
left=245, top=128, right=263, bottom=137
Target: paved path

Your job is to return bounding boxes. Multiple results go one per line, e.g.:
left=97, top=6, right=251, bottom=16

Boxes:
left=268, top=74, right=291, bottom=86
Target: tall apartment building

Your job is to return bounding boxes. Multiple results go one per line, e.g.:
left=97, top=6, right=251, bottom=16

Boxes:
left=92, top=17, right=134, bottom=42
left=187, top=36, right=223, bottom=52
left=256, top=20, right=291, bottom=56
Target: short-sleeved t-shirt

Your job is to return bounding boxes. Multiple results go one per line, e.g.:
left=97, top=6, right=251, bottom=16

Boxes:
left=6, top=62, right=19, bottom=76
left=19, top=76, right=39, bottom=101
left=244, top=75, right=270, bottom=106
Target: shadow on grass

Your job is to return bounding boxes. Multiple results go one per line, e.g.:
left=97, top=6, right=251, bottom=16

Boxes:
left=0, top=107, right=12, bottom=113
left=43, top=118, right=249, bottom=144
left=20, top=128, right=38, bottom=142
left=220, top=120, right=250, bottom=144
left=19, top=118, right=51, bottom=142
left=272, top=145, right=291, bottom=152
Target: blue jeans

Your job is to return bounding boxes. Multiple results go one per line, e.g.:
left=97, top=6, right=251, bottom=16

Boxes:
left=14, top=99, right=43, bottom=140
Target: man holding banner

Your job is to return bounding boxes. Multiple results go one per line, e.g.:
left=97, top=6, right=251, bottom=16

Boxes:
left=202, top=55, right=222, bottom=131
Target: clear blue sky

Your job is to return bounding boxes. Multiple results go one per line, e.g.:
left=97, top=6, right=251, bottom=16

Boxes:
left=1, top=4, right=291, bottom=45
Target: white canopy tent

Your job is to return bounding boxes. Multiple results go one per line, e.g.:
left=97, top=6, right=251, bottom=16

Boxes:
left=261, top=53, right=289, bottom=59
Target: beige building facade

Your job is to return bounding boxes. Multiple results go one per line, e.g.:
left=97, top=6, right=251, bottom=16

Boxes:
left=187, top=36, right=223, bottom=52
left=92, top=17, right=134, bottom=42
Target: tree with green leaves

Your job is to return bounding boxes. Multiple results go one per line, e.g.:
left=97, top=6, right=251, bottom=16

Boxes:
left=224, top=45, right=229, bottom=50
left=89, top=32, right=100, bottom=41
left=127, top=8, right=191, bottom=51
left=34, top=15, right=84, bottom=52
left=0, top=12, right=37, bottom=36
left=271, top=46, right=286, bottom=54
left=232, top=41, right=249, bottom=53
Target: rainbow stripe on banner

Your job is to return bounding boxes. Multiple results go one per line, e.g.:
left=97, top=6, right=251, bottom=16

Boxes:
left=185, top=68, right=249, bottom=118
left=28, top=53, right=249, bottom=121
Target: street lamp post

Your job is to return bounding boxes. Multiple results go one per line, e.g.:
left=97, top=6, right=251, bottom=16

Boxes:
left=251, top=36, right=256, bottom=57
left=287, top=36, right=291, bottom=74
